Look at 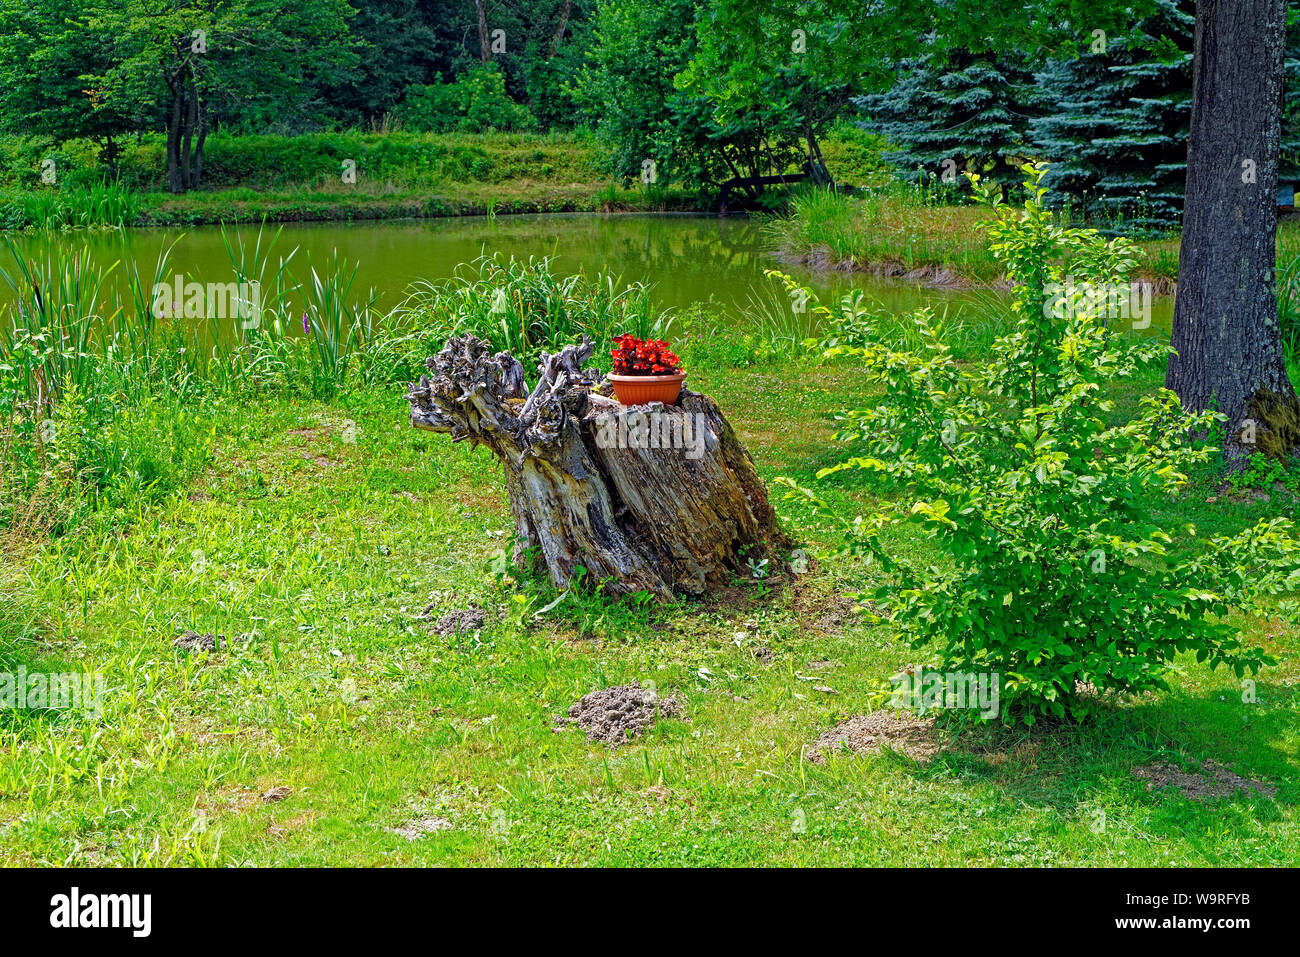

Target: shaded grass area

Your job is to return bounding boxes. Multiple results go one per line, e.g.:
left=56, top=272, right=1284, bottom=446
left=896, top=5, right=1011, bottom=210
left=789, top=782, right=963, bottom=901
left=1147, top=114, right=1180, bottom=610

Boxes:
left=1, top=357, right=1295, bottom=866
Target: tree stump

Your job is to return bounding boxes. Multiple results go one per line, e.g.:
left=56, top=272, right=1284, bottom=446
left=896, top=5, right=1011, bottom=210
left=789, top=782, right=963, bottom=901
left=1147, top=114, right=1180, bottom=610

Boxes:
left=407, top=334, right=790, bottom=600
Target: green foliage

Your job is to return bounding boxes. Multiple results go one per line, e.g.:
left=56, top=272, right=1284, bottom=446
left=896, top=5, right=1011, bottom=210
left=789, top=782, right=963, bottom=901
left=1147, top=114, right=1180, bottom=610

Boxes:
left=397, top=65, right=536, bottom=135
left=570, top=0, right=701, bottom=183
left=857, top=50, right=1042, bottom=192
left=1226, top=452, right=1300, bottom=497
left=779, top=163, right=1300, bottom=724
left=393, top=254, right=670, bottom=371
left=1029, top=0, right=1194, bottom=232
left=9, top=181, right=140, bottom=229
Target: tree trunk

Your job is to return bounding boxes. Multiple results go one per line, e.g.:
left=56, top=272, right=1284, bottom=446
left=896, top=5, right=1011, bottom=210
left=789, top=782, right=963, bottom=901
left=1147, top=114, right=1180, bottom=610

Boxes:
left=180, top=80, right=197, bottom=190
left=1167, top=0, right=1300, bottom=461
left=475, top=0, right=492, bottom=62
left=548, top=0, right=572, bottom=59
left=193, top=101, right=208, bottom=189
left=407, top=335, right=791, bottom=600
left=165, top=71, right=185, bottom=194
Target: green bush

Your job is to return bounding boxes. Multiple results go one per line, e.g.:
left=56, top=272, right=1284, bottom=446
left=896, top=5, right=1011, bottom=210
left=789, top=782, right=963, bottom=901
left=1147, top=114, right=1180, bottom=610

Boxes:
left=1226, top=452, right=1300, bottom=497
left=781, top=163, right=1300, bottom=724
left=397, top=65, right=535, bottom=135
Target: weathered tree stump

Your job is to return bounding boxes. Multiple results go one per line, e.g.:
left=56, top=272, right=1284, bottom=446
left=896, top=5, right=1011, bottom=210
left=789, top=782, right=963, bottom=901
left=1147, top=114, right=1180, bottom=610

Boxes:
left=407, top=334, right=790, bottom=600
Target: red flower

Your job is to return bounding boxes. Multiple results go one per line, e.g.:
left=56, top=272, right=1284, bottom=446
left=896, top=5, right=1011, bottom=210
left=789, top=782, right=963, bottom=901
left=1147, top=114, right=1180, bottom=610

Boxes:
left=609, top=334, right=683, bottom=376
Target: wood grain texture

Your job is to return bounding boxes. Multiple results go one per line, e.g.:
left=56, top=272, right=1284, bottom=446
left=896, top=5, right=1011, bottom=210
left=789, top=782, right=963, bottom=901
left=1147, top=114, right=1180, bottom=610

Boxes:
left=407, top=334, right=790, bottom=600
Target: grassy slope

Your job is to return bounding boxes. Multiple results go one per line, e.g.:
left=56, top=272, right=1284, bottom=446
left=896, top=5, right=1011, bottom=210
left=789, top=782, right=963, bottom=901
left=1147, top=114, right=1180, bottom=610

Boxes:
left=1, top=359, right=1295, bottom=866
left=767, top=186, right=1300, bottom=289
left=0, top=126, right=898, bottom=228
left=0, top=132, right=700, bottom=228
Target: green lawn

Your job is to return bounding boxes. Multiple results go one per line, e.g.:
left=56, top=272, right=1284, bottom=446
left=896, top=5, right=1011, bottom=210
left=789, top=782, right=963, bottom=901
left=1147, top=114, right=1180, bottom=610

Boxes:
left=2, top=359, right=1295, bottom=866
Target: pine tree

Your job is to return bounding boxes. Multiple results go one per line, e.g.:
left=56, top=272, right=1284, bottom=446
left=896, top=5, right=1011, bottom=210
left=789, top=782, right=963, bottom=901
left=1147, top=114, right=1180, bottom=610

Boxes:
left=1281, top=14, right=1300, bottom=179
left=856, top=52, right=1041, bottom=191
left=1029, top=0, right=1195, bottom=233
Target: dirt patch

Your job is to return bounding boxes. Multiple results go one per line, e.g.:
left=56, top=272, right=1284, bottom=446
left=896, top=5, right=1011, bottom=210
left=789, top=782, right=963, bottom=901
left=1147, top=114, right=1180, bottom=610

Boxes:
left=266, top=811, right=317, bottom=839
left=644, top=785, right=675, bottom=804
left=1133, top=761, right=1276, bottom=802
left=789, top=584, right=869, bottom=635
left=199, top=784, right=263, bottom=815
left=424, top=606, right=488, bottom=635
left=261, top=785, right=293, bottom=804
left=555, top=683, right=685, bottom=746
left=806, top=711, right=943, bottom=764
left=391, top=816, right=453, bottom=840
left=173, top=631, right=248, bottom=653
left=288, top=427, right=329, bottom=440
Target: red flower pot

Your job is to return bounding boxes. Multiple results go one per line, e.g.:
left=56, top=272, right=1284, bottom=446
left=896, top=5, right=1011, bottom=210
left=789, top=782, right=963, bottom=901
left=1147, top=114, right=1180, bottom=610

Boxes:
left=608, top=372, right=686, bottom=406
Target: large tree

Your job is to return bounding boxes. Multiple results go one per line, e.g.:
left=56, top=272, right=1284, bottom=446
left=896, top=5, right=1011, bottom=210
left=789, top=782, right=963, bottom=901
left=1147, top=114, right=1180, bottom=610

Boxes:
left=0, top=0, right=132, bottom=166
left=1166, top=0, right=1300, bottom=460
left=0, top=0, right=358, bottom=192
left=96, top=0, right=357, bottom=192
left=1029, top=0, right=1195, bottom=232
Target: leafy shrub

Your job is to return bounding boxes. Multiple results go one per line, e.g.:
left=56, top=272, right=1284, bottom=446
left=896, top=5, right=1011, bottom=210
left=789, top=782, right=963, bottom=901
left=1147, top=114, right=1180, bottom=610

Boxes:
left=1226, top=452, right=1300, bottom=497
left=398, top=66, right=535, bottom=135
left=781, top=163, right=1300, bottom=724
left=396, top=80, right=461, bottom=134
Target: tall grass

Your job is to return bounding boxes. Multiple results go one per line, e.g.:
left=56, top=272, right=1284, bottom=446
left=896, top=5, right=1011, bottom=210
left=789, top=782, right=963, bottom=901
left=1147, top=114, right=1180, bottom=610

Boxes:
left=1278, top=243, right=1300, bottom=378
left=16, top=181, right=141, bottom=230
left=301, top=250, right=380, bottom=396
left=392, top=254, right=671, bottom=370
left=0, top=237, right=115, bottom=404
left=766, top=186, right=1005, bottom=281
left=0, top=225, right=387, bottom=535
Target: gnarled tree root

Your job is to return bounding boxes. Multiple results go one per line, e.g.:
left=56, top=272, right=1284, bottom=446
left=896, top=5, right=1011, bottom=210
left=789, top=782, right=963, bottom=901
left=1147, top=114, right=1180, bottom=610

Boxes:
left=407, top=334, right=790, bottom=600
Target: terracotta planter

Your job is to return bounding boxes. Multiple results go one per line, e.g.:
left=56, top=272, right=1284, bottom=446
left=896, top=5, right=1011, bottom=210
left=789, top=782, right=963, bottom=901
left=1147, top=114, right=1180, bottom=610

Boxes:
left=608, top=372, right=686, bottom=406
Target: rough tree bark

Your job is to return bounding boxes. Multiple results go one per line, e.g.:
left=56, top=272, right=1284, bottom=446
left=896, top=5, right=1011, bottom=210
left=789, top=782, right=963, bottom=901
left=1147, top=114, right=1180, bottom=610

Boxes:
left=548, top=0, right=572, bottom=59
left=1167, top=0, right=1300, bottom=461
left=165, top=64, right=186, bottom=195
left=475, top=0, right=492, bottom=62
left=407, top=335, right=791, bottom=600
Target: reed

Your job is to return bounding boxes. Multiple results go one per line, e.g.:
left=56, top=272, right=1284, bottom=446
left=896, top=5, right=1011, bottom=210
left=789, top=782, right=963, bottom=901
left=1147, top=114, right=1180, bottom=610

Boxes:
left=392, top=253, right=671, bottom=369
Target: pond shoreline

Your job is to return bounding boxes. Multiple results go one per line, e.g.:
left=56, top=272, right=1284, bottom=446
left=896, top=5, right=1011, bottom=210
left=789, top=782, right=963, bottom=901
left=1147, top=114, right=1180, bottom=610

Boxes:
left=771, top=243, right=1179, bottom=297
left=125, top=189, right=708, bottom=228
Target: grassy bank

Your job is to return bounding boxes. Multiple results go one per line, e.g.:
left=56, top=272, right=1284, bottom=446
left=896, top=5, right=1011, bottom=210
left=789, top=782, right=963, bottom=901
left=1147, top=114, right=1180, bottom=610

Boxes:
left=2, top=238, right=1298, bottom=865
left=766, top=184, right=1300, bottom=290
left=0, top=132, right=701, bottom=228
left=0, top=126, right=894, bottom=229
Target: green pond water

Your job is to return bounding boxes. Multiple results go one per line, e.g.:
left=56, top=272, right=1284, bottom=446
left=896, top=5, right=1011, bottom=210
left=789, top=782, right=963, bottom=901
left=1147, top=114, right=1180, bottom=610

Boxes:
left=3, top=213, right=1175, bottom=340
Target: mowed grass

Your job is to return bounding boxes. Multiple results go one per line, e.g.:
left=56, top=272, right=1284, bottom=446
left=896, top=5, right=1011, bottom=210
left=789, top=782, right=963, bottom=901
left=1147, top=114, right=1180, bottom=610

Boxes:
left=0, top=359, right=1297, bottom=867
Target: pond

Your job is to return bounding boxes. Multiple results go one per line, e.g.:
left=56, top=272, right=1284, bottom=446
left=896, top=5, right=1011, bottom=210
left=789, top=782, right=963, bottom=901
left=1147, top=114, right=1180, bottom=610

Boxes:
left=2, top=213, right=1175, bottom=340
